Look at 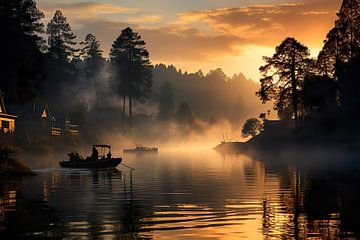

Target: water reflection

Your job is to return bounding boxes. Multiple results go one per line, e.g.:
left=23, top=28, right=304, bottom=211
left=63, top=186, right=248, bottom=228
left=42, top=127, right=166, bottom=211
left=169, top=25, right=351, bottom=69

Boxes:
left=0, top=149, right=360, bottom=239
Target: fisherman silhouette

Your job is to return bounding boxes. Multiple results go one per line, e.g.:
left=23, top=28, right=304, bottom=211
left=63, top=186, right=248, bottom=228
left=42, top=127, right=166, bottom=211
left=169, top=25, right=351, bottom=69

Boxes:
left=92, top=146, right=99, bottom=160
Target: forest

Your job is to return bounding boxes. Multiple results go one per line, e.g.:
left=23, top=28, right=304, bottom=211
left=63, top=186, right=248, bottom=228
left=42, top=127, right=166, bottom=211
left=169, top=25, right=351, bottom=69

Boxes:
left=0, top=0, right=269, bottom=148
left=242, top=0, right=360, bottom=145
left=2, top=0, right=360, bottom=148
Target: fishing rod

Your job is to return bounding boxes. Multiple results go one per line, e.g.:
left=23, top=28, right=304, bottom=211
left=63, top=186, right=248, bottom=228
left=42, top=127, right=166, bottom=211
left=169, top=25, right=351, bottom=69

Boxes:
left=121, top=162, right=135, bottom=171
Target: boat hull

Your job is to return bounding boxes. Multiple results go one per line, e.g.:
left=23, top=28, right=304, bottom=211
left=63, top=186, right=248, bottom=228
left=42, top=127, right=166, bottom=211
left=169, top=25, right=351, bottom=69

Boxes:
left=59, top=158, right=122, bottom=169
left=123, top=148, right=158, bottom=153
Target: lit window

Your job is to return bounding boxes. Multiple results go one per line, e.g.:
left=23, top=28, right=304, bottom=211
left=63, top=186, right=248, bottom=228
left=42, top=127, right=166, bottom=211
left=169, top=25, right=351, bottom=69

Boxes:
left=2, top=120, right=9, bottom=129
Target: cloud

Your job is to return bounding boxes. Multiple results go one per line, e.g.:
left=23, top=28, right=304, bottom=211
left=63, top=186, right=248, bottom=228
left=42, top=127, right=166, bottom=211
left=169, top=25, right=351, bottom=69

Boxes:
left=127, top=15, right=163, bottom=23
left=73, top=18, right=245, bottom=62
left=177, top=1, right=342, bottom=47
left=39, top=2, right=138, bottom=20
left=37, top=0, right=343, bottom=79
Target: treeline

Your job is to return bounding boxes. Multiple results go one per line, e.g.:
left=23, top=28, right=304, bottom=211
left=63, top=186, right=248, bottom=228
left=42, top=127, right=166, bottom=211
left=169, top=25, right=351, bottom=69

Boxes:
left=152, top=65, right=267, bottom=125
left=1, top=0, right=268, bottom=135
left=0, top=1, right=151, bottom=129
left=257, top=0, right=360, bottom=136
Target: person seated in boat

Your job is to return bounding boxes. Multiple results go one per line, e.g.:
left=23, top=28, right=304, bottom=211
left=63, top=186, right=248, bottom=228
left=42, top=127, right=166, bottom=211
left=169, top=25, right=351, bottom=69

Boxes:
left=68, top=152, right=80, bottom=162
left=91, top=146, right=99, bottom=160
left=68, top=152, right=74, bottom=161
left=74, top=152, right=82, bottom=161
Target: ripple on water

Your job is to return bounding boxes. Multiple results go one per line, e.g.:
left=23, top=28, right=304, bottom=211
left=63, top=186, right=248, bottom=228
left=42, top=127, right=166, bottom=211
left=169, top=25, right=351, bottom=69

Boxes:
left=1, top=150, right=359, bottom=239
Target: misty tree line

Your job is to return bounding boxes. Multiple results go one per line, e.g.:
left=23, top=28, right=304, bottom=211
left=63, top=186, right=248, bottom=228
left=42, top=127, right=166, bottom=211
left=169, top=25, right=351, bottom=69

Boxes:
left=1, top=0, right=268, bottom=134
left=153, top=66, right=264, bottom=126
left=257, top=0, right=360, bottom=134
left=0, top=0, right=152, bottom=130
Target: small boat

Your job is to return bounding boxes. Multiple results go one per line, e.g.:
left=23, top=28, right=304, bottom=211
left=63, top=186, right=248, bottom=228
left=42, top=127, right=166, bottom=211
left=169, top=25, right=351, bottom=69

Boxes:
left=59, top=145, right=122, bottom=169
left=123, top=144, right=158, bottom=153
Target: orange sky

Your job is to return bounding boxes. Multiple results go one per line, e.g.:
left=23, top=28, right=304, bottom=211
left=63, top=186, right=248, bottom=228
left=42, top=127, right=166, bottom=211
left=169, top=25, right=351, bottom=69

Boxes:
left=38, top=0, right=343, bottom=81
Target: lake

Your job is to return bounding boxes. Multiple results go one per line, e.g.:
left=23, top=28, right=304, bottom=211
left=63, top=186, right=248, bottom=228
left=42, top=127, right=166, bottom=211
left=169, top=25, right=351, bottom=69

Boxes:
left=1, top=147, right=360, bottom=239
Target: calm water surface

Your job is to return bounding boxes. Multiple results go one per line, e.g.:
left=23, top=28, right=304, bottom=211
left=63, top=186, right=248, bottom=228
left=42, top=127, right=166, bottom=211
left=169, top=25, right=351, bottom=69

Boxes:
left=1, top=148, right=360, bottom=239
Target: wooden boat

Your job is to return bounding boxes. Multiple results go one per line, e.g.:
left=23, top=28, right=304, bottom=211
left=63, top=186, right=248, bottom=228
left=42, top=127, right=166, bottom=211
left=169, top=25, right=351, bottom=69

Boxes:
left=59, top=145, right=122, bottom=169
left=123, top=144, right=158, bottom=153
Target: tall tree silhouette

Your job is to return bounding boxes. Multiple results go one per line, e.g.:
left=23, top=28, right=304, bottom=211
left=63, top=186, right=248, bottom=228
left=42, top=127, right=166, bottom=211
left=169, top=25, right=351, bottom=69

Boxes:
left=257, top=37, right=312, bottom=126
left=46, top=10, right=77, bottom=63
left=80, top=33, right=104, bottom=108
left=176, top=102, right=193, bottom=125
left=110, top=27, right=152, bottom=131
left=336, top=0, right=360, bottom=60
left=318, top=0, right=360, bottom=77
left=0, top=0, right=45, bottom=103
left=158, top=82, right=175, bottom=121
left=43, top=10, right=79, bottom=105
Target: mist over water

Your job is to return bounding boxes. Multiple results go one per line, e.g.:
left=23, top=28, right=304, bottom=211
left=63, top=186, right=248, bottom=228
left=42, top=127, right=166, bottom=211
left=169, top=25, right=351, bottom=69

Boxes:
left=2, top=146, right=360, bottom=239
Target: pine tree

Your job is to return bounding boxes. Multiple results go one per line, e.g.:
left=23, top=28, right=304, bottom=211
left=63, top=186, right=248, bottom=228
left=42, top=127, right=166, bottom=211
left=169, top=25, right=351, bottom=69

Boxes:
left=318, top=0, right=360, bottom=77
left=109, top=27, right=152, bottom=131
left=80, top=33, right=104, bottom=108
left=176, top=102, right=194, bottom=125
left=46, top=10, right=77, bottom=63
left=257, top=37, right=313, bottom=126
left=0, top=0, right=45, bottom=103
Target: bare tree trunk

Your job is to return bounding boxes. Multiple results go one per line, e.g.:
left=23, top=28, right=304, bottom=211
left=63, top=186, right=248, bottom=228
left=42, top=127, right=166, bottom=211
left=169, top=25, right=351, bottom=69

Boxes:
left=121, top=96, right=126, bottom=130
left=291, top=56, right=298, bottom=128
left=94, top=78, right=100, bottom=110
left=129, top=90, right=132, bottom=132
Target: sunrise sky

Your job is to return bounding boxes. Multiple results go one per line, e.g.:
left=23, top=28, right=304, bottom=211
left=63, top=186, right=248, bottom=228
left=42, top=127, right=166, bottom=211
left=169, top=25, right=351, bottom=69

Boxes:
left=37, top=0, right=342, bottom=81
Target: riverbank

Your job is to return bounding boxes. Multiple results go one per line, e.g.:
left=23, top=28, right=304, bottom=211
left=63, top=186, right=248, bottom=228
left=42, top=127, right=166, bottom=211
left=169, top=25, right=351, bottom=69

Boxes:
left=214, top=120, right=360, bottom=155
left=0, top=147, right=35, bottom=179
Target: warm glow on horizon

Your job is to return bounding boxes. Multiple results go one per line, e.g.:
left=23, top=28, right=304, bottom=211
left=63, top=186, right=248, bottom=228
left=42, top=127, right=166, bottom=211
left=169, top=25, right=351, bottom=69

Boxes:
left=37, top=0, right=342, bottom=81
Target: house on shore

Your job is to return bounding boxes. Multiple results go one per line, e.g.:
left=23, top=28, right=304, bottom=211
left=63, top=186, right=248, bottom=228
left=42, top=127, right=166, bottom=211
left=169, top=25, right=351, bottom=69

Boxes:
left=7, top=103, right=79, bottom=137
left=0, top=94, right=17, bottom=133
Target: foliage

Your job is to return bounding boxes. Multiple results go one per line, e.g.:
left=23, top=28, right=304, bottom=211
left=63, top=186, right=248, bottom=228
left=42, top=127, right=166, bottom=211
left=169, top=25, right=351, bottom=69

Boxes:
left=0, top=0, right=45, bottom=103
left=242, top=118, right=263, bottom=138
left=157, top=82, right=175, bottom=121
left=302, top=75, right=338, bottom=112
left=0, top=145, right=34, bottom=177
left=259, top=113, right=267, bottom=121
left=153, top=65, right=267, bottom=124
left=176, top=102, right=194, bottom=125
left=317, top=0, right=360, bottom=77
left=109, top=27, right=153, bottom=129
left=80, top=33, right=105, bottom=108
left=257, top=37, right=313, bottom=125
left=46, top=10, right=77, bottom=63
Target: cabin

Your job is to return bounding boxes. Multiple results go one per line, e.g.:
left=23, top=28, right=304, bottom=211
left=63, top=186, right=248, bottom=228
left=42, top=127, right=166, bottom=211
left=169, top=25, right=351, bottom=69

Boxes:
left=0, top=94, right=17, bottom=133
left=64, top=116, right=79, bottom=136
left=7, top=103, right=79, bottom=137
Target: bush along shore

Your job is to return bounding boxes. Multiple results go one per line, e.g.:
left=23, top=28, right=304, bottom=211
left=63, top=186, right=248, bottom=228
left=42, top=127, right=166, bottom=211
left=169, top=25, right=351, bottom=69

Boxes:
left=0, top=146, right=35, bottom=179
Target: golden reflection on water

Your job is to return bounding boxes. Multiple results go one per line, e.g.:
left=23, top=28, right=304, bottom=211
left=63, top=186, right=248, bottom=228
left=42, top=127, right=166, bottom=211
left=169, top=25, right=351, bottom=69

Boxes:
left=1, top=149, right=359, bottom=239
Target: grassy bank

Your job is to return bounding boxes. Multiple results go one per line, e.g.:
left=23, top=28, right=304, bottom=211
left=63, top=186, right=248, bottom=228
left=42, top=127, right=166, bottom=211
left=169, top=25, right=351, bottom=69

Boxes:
left=0, top=146, right=35, bottom=178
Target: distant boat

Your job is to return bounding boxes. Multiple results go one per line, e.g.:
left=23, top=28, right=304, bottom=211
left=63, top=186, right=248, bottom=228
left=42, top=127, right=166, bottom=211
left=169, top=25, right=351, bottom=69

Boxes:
left=123, top=144, right=158, bottom=153
left=59, top=145, right=122, bottom=168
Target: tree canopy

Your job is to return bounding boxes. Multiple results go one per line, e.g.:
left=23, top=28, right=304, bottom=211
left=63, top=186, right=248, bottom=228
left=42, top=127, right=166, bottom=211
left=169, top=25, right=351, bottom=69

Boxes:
left=242, top=118, right=263, bottom=138
left=109, top=27, right=152, bottom=130
left=257, top=37, right=312, bottom=125
left=0, top=0, right=45, bottom=103
left=157, top=82, right=175, bottom=121
left=46, top=10, right=77, bottom=63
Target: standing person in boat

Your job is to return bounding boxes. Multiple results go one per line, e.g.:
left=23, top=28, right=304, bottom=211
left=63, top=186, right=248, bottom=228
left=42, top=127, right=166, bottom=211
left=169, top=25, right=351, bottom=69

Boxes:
left=92, top=146, right=99, bottom=160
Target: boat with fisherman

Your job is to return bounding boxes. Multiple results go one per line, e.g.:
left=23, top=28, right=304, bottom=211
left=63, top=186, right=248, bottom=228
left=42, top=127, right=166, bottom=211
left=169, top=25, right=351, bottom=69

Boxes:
left=123, top=144, right=158, bottom=153
left=59, top=145, right=122, bottom=168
